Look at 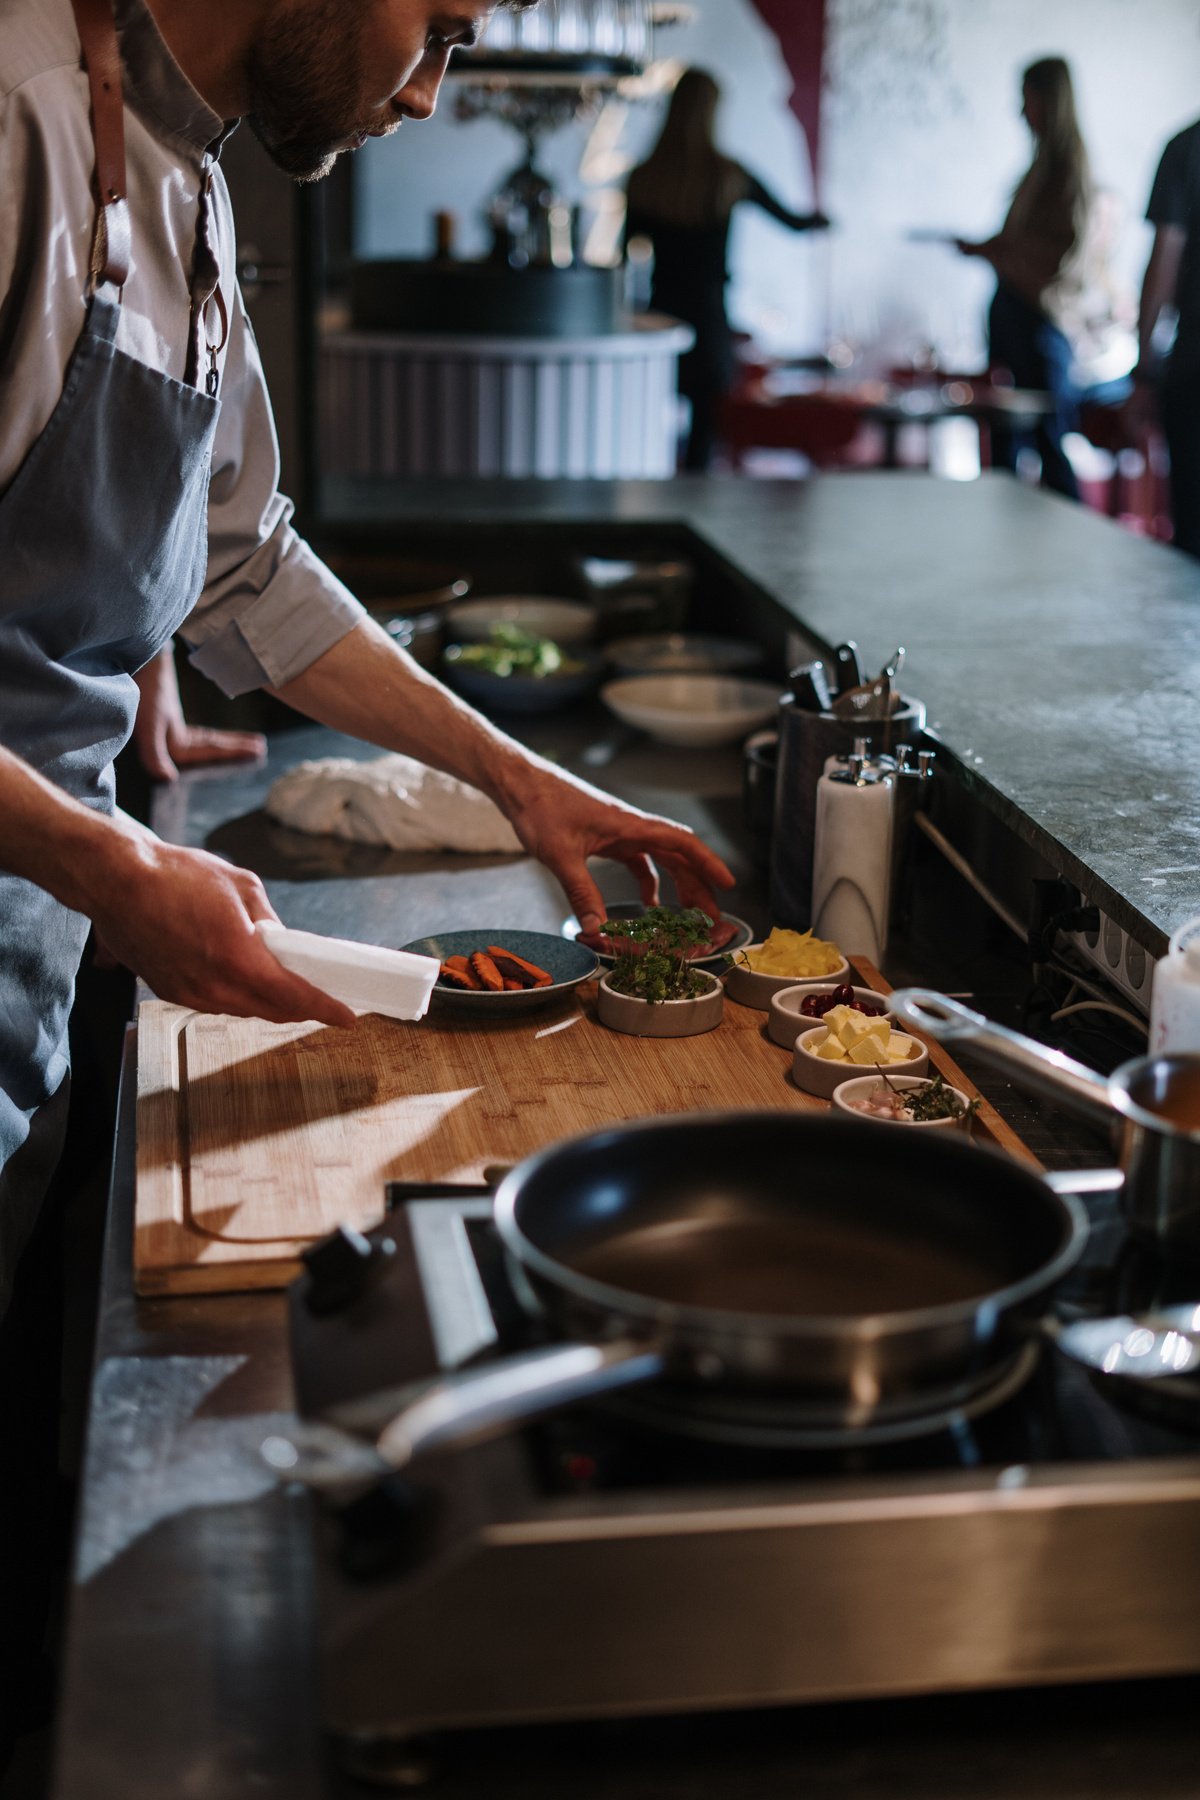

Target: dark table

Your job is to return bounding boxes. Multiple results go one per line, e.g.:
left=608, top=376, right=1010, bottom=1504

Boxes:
left=723, top=373, right=1055, bottom=470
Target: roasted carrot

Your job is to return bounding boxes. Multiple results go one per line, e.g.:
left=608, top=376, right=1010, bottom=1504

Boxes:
left=468, top=951, right=506, bottom=992
left=486, top=946, right=553, bottom=987
left=439, top=958, right=480, bottom=990
left=485, top=954, right=538, bottom=989
left=502, top=978, right=523, bottom=991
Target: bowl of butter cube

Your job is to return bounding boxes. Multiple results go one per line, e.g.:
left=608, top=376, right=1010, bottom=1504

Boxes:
left=791, top=1004, right=928, bottom=1100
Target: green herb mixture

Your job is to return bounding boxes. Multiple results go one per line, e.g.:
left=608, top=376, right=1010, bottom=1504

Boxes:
left=902, top=1073, right=979, bottom=1123
left=602, top=907, right=721, bottom=1004
left=445, top=623, right=583, bottom=680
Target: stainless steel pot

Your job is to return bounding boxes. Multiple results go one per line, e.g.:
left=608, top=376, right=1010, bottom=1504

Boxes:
left=890, top=989, right=1200, bottom=1251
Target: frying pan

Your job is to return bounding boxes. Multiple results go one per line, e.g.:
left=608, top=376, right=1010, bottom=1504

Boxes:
left=265, top=1112, right=1094, bottom=1489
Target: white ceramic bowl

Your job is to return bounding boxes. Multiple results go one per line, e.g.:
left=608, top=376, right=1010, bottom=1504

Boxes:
left=603, top=633, right=762, bottom=676
left=596, top=969, right=724, bottom=1038
left=767, top=983, right=889, bottom=1049
left=792, top=1024, right=928, bottom=1100
left=724, top=947, right=851, bottom=1011
left=600, top=674, right=782, bottom=748
left=446, top=596, right=599, bottom=645
left=832, top=1074, right=972, bottom=1129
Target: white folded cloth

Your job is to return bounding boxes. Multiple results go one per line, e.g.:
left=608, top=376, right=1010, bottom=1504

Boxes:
left=264, top=754, right=523, bottom=855
left=255, top=921, right=440, bottom=1021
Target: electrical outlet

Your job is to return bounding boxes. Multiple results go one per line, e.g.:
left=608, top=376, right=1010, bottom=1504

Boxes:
left=1064, top=910, right=1155, bottom=1016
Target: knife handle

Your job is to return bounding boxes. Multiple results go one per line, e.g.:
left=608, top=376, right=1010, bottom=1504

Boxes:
left=832, top=640, right=865, bottom=695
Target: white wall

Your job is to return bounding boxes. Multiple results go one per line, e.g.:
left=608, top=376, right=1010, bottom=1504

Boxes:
left=356, top=0, right=1200, bottom=368
left=824, top=0, right=1200, bottom=371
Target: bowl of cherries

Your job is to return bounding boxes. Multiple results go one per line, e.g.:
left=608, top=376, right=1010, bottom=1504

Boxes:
left=767, top=981, right=890, bottom=1051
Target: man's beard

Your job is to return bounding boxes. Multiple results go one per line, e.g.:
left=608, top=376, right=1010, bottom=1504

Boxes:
left=244, top=0, right=369, bottom=182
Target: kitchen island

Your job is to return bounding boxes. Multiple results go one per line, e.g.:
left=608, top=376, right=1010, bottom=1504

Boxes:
left=319, top=468, right=1200, bottom=955
left=51, top=473, right=1200, bottom=1797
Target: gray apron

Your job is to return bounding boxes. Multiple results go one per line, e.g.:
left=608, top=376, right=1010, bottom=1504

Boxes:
left=0, top=0, right=221, bottom=1310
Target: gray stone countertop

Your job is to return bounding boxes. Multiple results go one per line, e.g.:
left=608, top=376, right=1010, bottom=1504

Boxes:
left=324, top=470, right=1200, bottom=953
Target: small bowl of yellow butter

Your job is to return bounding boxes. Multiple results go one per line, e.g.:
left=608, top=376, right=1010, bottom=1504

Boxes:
left=723, top=927, right=849, bottom=1011
left=792, top=1006, right=928, bottom=1100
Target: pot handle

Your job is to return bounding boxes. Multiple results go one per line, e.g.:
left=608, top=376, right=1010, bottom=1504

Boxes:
left=262, top=1339, right=664, bottom=1495
left=888, top=989, right=1114, bottom=1123
left=376, top=1338, right=664, bottom=1470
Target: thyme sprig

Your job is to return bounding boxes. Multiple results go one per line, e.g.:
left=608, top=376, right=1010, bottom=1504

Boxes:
left=874, top=1066, right=979, bottom=1127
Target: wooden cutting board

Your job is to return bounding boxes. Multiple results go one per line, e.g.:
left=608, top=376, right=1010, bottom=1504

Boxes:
left=134, top=960, right=1036, bottom=1296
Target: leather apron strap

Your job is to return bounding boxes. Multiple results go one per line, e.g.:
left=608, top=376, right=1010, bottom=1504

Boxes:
left=70, top=0, right=131, bottom=290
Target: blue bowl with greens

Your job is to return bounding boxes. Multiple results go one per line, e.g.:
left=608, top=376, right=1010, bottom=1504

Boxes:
left=443, top=626, right=604, bottom=715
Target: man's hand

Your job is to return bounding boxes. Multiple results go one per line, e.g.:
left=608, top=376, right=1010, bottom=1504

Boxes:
left=271, top=618, right=738, bottom=936
left=80, top=825, right=356, bottom=1026
left=133, top=646, right=266, bottom=782
left=496, top=762, right=735, bottom=938
left=1, top=738, right=352, bottom=1024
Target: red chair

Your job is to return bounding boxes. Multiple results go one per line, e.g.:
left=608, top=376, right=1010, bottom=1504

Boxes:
left=720, top=382, right=870, bottom=471
left=1076, top=402, right=1171, bottom=538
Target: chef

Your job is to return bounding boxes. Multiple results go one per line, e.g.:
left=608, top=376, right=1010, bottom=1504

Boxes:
left=0, top=0, right=735, bottom=1316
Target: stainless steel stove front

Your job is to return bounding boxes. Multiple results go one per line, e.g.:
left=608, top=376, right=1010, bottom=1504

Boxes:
left=301, top=1197, right=1200, bottom=1747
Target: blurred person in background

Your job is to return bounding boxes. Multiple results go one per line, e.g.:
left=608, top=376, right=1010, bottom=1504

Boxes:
left=956, top=56, right=1097, bottom=500
left=625, top=68, right=830, bottom=472
left=1128, top=116, right=1200, bottom=557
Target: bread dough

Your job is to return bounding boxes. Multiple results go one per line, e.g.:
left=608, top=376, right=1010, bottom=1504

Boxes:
left=265, top=754, right=524, bottom=855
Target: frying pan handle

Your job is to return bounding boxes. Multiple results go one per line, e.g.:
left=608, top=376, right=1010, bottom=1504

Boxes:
left=888, top=989, right=1114, bottom=1124
left=375, top=1339, right=664, bottom=1471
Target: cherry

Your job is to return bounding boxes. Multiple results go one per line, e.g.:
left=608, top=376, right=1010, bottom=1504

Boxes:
left=798, top=989, right=883, bottom=1020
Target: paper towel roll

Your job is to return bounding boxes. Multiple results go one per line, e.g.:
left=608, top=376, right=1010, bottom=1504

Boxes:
left=811, top=771, right=894, bottom=963
left=256, top=921, right=440, bottom=1022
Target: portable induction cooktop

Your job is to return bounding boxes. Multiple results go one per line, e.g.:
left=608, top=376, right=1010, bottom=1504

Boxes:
left=287, top=1181, right=1200, bottom=1765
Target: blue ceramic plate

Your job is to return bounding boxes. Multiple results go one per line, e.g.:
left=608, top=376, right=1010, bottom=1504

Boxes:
left=401, top=929, right=598, bottom=1013
left=560, top=904, right=753, bottom=969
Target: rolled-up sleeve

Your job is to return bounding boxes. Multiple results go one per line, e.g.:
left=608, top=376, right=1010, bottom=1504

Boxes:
left=179, top=284, right=364, bottom=697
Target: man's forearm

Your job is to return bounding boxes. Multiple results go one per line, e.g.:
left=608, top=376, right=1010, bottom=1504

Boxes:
left=268, top=617, right=562, bottom=814
left=0, top=744, right=141, bottom=915
left=0, top=742, right=357, bottom=1027
left=268, top=612, right=735, bottom=930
